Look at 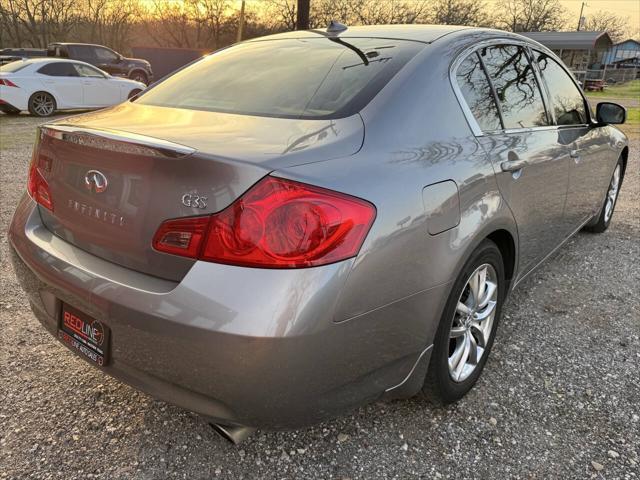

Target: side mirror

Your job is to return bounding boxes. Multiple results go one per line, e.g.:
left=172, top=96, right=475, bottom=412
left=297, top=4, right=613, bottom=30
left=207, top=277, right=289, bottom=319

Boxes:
left=596, top=102, right=626, bottom=125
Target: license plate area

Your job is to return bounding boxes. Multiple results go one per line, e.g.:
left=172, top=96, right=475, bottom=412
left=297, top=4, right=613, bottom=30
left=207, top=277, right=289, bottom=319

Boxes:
left=58, top=303, right=110, bottom=366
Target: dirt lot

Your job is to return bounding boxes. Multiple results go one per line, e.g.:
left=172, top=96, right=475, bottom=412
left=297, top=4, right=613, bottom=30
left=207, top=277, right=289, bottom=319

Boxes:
left=1, top=113, right=638, bottom=480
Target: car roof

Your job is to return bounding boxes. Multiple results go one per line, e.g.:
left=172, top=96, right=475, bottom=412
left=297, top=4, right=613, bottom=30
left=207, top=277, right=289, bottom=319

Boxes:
left=246, top=24, right=472, bottom=44
left=49, top=43, right=109, bottom=48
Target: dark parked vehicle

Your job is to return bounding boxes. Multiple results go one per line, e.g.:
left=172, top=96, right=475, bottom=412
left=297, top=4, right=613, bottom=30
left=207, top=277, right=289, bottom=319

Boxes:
left=9, top=25, right=628, bottom=443
left=0, top=48, right=47, bottom=66
left=47, top=43, right=153, bottom=84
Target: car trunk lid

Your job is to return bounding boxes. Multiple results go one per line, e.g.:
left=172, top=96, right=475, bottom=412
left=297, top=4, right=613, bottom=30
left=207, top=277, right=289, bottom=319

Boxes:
left=35, top=104, right=364, bottom=281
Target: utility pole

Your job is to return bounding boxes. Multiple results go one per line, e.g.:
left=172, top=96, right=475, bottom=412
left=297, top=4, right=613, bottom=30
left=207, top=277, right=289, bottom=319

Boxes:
left=237, top=0, right=245, bottom=42
left=296, top=0, right=310, bottom=30
left=577, top=2, right=587, bottom=31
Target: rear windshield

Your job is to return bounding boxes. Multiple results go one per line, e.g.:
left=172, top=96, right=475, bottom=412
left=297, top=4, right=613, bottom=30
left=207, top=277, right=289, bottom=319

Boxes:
left=136, top=37, right=423, bottom=119
left=0, top=61, right=30, bottom=73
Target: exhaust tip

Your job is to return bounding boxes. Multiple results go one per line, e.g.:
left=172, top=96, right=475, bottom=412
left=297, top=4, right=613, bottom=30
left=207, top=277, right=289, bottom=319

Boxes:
left=210, top=422, right=256, bottom=444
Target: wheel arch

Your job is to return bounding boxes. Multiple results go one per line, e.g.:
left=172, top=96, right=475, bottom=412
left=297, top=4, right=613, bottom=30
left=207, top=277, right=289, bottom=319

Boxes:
left=620, top=146, right=628, bottom=180
left=486, top=229, right=517, bottom=293
left=28, top=90, right=58, bottom=114
left=452, top=220, right=519, bottom=296
left=128, top=68, right=148, bottom=80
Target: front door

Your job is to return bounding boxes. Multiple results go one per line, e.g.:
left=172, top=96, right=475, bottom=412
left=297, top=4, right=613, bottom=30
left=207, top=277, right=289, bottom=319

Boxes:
left=534, top=51, right=611, bottom=230
left=74, top=64, right=121, bottom=107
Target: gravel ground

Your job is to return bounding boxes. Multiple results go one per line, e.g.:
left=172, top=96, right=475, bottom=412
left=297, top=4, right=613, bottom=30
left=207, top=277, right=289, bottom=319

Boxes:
left=1, top=113, right=639, bottom=480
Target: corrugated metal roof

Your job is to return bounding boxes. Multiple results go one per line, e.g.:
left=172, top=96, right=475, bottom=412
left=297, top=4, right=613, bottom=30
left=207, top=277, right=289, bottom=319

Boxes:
left=521, top=31, right=613, bottom=50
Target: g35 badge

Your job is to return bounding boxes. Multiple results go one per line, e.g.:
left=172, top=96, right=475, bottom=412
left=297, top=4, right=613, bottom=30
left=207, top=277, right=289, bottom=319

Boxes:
left=181, top=193, right=208, bottom=209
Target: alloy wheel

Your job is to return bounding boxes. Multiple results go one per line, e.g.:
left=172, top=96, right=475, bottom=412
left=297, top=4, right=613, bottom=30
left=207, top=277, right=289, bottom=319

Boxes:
left=604, top=164, right=621, bottom=223
left=32, top=93, right=54, bottom=116
left=448, top=263, right=499, bottom=382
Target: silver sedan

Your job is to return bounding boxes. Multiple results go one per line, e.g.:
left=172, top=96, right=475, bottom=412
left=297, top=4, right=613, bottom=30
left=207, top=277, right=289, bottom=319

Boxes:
left=9, top=24, right=627, bottom=442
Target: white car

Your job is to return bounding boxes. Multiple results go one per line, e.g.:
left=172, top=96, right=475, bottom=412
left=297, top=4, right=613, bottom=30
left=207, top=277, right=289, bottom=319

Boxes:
left=0, top=58, right=145, bottom=117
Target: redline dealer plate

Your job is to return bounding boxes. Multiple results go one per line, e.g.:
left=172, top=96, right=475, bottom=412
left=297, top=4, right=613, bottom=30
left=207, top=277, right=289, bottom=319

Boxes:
left=58, top=303, right=110, bottom=366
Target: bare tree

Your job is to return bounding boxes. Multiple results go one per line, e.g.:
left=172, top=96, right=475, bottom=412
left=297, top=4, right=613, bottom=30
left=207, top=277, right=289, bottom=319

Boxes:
left=0, top=0, right=79, bottom=47
left=262, top=0, right=297, bottom=31
left=430, top=0, right=491, bottom=26
left=494, top=0, right=567, bottom=32
left=583, top=10, right=630, bottom=42
left=143, top=0, right=233, bottom=49
left=311, top=0, right=429, bottom=27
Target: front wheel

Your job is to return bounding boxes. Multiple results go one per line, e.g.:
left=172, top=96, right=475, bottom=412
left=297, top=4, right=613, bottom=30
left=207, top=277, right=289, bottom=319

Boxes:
left=585, top=159, right=623, bottom=233
left=28, top=92, right=56, bottom=117
left=130, top=71, right=148, bottom=85
left=423, top=239, right=505, bottom=403
left=128, top=88, right=142, bottom=100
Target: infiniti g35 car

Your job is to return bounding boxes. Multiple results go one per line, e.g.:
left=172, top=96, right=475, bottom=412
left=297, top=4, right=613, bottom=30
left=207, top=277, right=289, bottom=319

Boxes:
left=9, top=25, right=628, bottom=441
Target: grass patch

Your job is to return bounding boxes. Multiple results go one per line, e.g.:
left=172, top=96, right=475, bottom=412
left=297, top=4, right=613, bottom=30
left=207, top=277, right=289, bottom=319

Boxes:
left=626, top=107, right=639, bottom=125
left=588, top=79, right=640, bottom=99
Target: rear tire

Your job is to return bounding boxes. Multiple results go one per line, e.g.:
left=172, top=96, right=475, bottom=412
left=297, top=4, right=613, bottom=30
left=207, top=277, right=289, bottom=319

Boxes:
left=28, top=91, right=56, bottom=117
left=423, top=239, right=505, bottom=404
left=584, top=158, right=623, bottom=233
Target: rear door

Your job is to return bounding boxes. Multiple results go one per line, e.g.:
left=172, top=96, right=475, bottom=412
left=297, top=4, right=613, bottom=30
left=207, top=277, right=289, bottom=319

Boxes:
left=74, top=63, right=121, bottom=106
left=455, top=44, right=570, bottom=277
left=533, top=50, right=611, bottom=230
left=36, top=62, right=84, bottom=108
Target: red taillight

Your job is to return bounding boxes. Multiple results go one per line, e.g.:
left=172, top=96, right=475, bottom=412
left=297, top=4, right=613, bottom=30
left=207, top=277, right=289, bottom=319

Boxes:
left=0, top=79, right=19, bottom=87
left=152, top=216, right=209, bottom=258
left=27, top=146, right=54, bottom=211
left=153, top=176, right=376, bottom=268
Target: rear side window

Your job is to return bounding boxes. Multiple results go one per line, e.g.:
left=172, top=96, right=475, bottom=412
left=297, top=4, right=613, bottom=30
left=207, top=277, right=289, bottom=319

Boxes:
left=37, top=62, right=79, bottom=77
left=535, top=52, right=588, bottom=125
left=479, top=45, right=549, bottom=129
left=455, top=52, right=502, bottom=132
left=68, top=45, right=93, bottom=60
left=136, top=38, right=423, bottom=119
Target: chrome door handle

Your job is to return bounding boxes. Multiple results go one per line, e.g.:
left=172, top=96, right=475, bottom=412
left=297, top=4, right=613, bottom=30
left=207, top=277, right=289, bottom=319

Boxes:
left=501, top=159, right=528, bottom=172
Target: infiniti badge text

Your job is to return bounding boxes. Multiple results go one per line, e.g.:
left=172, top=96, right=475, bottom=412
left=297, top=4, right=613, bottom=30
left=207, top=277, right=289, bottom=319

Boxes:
left=67, top=199, right=125, bottom=227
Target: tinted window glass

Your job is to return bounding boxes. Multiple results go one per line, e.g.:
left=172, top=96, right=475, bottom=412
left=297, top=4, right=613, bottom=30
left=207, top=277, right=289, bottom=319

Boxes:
left=69, top=45, right=93, bottom=59
left=456, top=52, right=502, bottom=131
left=74, top=64, right=105, bottom=77
left=480, top=45, right=549, bottom=129
left=136, top=38, right=423, bottom=119
left=536, top=52, right=587, bottom=125
left=94, top=48, right=118, bottom=62
left=37, top=62, right=79, bottom=77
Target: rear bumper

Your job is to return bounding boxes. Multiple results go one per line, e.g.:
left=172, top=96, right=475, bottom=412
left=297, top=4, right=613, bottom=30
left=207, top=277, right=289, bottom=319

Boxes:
left=0, top=89, right=27, bottom=111
left=9, top=194, right=444, bottom=428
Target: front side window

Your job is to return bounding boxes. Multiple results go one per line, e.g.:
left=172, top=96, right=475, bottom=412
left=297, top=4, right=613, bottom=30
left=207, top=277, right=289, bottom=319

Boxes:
left=480, top=45, right=549, bottom=129
left=37, top=62, right=79, bottom=77
left=536, top=52, right=588, bottom=126
left=74, top=64, right=105, bottom=78
left=136, top=38, right=423, bottom=119
left=94, top=48, right=118, bottom=62
left=455, top=52, right=502, bottom=132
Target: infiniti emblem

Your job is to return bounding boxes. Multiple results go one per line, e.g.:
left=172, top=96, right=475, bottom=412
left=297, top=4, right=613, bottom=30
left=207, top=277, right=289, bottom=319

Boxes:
left=84, top=170, right=108, bottom=193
